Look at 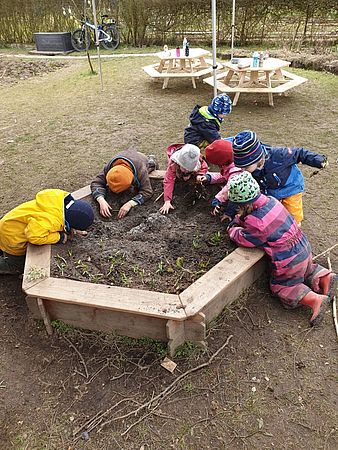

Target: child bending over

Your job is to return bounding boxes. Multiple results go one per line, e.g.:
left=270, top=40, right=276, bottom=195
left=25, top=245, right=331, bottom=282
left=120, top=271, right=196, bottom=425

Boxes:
left=227, top=172, right=336, bottom=327
left=232, top=130, right=328, bottom=226
left=160, top=143, right=208, bottom=215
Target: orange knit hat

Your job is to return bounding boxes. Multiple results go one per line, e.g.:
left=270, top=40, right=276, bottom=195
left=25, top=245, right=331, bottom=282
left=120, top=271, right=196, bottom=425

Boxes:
left=106, top=165, right=134, bottom=193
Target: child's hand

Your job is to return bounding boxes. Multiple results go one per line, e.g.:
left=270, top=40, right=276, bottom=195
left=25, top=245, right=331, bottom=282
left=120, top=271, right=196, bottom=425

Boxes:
left=196, top=175, right=207, bottom=184
left=118, top=201, right=134, bottom=219
left=160, top=200, right=175, bottom=214
left=68, top=229, right=88, bottom=240
left=221, top=214, right=231, bottom=222
left=212, top=205, right=221, bottom=216
left=97, top=196, right=112, bottom=217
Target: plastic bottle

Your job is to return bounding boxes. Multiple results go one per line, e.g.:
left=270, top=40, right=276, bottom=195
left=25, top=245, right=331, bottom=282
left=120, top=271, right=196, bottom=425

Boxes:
left=185, top=40, right=190, bottom=57
left=252, top=51, right=259, bottom=68
left=183, top=37, right=187, bottom=52
left=259, top=52, right=264, bottom=67
left=176, top=46, right=180, bottom=57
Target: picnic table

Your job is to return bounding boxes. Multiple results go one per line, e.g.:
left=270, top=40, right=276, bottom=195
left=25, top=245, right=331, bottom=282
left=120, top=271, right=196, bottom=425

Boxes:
left=203, top=57, right=308, bottom=106
left=143, top=47, right=220, bottom=89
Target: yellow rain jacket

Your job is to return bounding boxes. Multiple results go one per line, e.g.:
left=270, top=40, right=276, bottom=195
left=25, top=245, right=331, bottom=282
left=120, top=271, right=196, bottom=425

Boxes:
left=0, top=189, right=69, bottom=256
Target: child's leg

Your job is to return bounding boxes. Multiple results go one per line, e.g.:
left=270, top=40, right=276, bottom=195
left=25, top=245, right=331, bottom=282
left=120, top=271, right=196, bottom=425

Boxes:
left=303, top=256, right=334, bottom=295
left=0, top=252, right=26, bottom=274
left=281, top=193, right=303, bottom=226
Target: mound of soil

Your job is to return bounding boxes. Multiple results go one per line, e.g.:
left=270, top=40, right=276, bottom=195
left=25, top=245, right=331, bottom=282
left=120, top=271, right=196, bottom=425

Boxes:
left=0, top=58, right=66, bottom=85
left=50, top=180, right=236, bottom=294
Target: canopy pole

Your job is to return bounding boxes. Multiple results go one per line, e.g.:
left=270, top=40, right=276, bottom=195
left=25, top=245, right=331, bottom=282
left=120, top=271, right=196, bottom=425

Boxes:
left=230, top=0, right=236, bottom=60
left=92, top=0, right=103, bottom=91
left=211, top=0, right=217, bottom=97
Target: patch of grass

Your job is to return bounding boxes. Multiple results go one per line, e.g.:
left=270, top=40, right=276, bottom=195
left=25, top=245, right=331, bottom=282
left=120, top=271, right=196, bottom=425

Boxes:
left=209, top=231, right=223, bottom=246
left=174, top=341, right=202, bottom=358
left=51, top=320, right=74, bottom=333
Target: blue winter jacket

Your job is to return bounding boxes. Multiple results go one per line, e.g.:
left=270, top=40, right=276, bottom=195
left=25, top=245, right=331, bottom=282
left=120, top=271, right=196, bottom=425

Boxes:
left=184, top=105, right=221, bottom=146
left=252, top=145, right=326, bottom=199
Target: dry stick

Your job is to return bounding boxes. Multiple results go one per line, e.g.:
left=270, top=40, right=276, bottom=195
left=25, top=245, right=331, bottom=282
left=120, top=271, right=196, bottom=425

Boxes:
left=313, top=243, right=338, bottom=261
left=153, top=192, right=164, bottom=203
left=63, top=336, right=89, bottom=379
left=100, top=335, right=233, bottom=433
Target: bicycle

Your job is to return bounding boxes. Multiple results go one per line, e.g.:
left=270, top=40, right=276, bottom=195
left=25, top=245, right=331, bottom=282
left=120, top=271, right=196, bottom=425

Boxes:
left=71, top=15, right=119, bottom=52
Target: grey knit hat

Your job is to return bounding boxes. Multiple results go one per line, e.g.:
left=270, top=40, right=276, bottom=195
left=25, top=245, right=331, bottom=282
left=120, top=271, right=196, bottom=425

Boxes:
left=171, top=144, right=201, bottom=172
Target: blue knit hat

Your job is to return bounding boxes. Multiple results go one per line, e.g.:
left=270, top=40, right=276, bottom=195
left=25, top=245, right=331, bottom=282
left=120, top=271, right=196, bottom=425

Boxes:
left=232, top=130, right=264, bottom=168
left=64, top=195, right=94, bottom=231
left=208, top=94, right=232, bottom=117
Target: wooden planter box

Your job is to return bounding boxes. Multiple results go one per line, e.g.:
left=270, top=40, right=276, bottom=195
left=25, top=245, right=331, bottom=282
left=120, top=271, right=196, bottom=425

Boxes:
left=23, top=171, right=266, bottom=355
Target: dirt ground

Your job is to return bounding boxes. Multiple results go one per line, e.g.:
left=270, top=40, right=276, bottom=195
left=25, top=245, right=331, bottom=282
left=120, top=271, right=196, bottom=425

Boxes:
left=0, top=52, right=338, bottom=450
left=51, top=181, right=235, bottom=294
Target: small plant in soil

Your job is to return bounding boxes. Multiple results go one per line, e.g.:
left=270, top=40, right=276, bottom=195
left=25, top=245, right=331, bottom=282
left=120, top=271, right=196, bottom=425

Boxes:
left=175, top=256, right=185, bottom=269
left=156, top=258, right=165, bottom=275
left=51, top=320, right=74, bottom=333
left=75, top=259, right=89, bottom=277
left=209, top=230, right=223, bottom=246
left=132, top=265, right=145, bottom=283
left=55, top=254, right=68, bottom=276
left=120, top=271, right=132, bottom=286
left=192, top=234, right=202, bottom=249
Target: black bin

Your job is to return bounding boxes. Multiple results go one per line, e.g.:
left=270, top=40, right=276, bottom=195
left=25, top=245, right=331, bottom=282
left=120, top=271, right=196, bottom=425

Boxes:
left=34, top=32, right=73, bottom=52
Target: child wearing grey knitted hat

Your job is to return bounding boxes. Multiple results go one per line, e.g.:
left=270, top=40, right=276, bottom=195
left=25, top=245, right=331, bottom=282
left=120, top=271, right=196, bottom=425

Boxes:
left=159, top=143, right=209, bottom=214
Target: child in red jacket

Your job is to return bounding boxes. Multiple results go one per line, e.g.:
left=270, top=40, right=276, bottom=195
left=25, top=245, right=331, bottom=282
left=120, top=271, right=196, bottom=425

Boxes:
left=160, top=144, right=208, bottom=214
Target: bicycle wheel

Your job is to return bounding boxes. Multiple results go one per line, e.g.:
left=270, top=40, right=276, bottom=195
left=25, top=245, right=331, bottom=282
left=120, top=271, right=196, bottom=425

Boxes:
left=100, top=25, right=120, bottom=50
left=71, top=29, right=91, bottom=52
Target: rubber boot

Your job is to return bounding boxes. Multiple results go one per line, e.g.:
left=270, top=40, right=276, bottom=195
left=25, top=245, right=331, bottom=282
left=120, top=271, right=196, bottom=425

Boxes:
left=299, top=292, right=330, bottom=327
left=318, top=272, right=337, bottom=296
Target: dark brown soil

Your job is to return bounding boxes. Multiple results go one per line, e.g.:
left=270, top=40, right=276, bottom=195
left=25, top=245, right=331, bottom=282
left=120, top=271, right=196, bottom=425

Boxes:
left=0, top=58, right=67, bottom=85
left=50, top=180, right=235, bottom=294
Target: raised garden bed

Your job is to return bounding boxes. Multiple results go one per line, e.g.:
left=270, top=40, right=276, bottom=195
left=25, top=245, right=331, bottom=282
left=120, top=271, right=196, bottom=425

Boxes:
left=23, top=171, right=266, bottom=355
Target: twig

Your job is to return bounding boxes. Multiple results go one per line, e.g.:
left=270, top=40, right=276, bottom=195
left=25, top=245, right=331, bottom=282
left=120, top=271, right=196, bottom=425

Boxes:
left=313, top=243, right=338, bottom=261
left=0, top=380, right=6, bottom=388
left=153, top=192, right=164, bottom=203
left=63, top=336, right=89, bottom=379
left=101, top=335, right=233, bottom=434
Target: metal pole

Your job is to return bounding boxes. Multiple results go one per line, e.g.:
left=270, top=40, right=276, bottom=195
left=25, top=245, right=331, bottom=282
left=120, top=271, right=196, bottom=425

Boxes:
left=211, top=0, right=217, bottom=97
left=230, top=0, right=236, bottom=60
left=91, top=0, right=103, bottom=91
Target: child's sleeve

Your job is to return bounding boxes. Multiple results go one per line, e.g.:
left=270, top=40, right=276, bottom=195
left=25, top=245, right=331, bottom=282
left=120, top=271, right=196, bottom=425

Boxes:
left=281, top=147, right=327, bottom=169
left=228, top=215, right=266, bottom=248
left=196, top=158, right=209, bottom=175
left=133, top=167, right=153, bottom=205
left=24, top=219, right=62, bottom=246
left=90, top=170, right=107, bottom=200
left=163, top=162, right=177, bottom=202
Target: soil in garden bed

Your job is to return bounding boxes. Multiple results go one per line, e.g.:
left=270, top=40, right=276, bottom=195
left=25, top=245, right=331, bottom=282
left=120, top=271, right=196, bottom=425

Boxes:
left=50, top=179, right=236, bottom=294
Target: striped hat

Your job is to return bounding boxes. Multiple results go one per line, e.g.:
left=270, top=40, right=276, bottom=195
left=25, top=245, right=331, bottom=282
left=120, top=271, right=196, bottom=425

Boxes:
left=228, top=171, right=261, bottom=204
left=232, top=130, right=264, bottom=168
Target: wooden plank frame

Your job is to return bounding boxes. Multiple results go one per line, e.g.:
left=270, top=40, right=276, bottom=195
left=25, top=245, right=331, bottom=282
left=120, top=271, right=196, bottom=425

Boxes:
left=23, top=174, right=266, bottom=356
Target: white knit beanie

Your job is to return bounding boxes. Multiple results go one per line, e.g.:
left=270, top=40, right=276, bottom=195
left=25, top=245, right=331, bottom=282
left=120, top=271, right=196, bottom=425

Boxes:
left=171, top=144, right=201, bottom=172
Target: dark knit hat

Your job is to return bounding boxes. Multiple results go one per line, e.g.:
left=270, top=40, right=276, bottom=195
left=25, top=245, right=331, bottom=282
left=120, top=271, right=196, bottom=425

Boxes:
left=205, top=139, right=233, bottom=166
left=228, top=172, right=261, bottom=204
left=64, top=196, right=94, bottom=231
left=232, top=130, right=264, bottom=168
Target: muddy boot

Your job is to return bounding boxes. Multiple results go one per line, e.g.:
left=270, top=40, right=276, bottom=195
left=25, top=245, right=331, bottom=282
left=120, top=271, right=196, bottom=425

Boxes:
left=147, top=154, right=159, bottom=173
left=299, top=292, right=330, bottom=327
left=318, top=272, right=337, bottom=296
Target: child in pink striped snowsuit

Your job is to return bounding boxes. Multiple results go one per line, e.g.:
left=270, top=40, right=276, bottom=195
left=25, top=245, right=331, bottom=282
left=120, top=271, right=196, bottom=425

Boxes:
left=227, top=172, right=336, bottom=326
left=160, top=143, right=208, bottom=214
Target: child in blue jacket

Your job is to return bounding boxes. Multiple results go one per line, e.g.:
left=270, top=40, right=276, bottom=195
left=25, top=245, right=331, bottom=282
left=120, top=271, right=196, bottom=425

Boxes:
left=184, top=94, right=232, bottom=150
left=232, top=130, right=328, bottom=226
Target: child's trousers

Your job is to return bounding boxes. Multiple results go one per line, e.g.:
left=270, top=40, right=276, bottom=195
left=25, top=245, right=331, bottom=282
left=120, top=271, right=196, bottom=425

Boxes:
left=280, top=192, right=303, bottom=225
left=0, top=251, right=26, bottom=274
left=269, top=237, right=330, bottom=308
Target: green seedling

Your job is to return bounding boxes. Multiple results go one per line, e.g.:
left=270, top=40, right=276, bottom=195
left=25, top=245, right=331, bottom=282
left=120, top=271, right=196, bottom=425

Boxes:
left=192, top=235, right=202, bottom=249
left=156, top=259, right=165, bottom=275
left=198, top=259, right=210, bottom=269
left=176, top=256, right=184, bottom=269
left=75, top=259, right=89, bottom=276
left=120, top=271, right=132, bottom=286
left=67, top=249, right=73, bottom=257
left=55, top=254, right=68, bottom=276
left=209, top=231, right=223, bottom=246
left=132, top=265, right=145, bottom=283
left=90, top=273, right=104, bottom=283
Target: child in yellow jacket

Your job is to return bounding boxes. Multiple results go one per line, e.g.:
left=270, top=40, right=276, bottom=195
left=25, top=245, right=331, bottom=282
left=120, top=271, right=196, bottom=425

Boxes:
left=0, top=189, right=94, bottom=274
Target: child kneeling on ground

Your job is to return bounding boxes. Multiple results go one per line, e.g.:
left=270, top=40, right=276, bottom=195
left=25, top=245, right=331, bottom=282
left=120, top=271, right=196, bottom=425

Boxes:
left=160, top=143, right=208, bottom=215
left=227, top=171, right=336, bottom=327
left=91, top=148, right=158, bottom=219
left=231, top=130, right=328, bottom=226
left=0, top=189, right=94, bottom=275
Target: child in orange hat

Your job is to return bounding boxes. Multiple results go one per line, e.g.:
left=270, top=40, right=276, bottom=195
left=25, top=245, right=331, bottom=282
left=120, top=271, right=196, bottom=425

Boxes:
left=91, top=149, right=158, bottom=219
